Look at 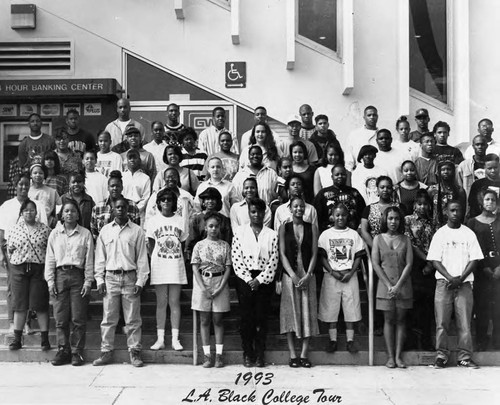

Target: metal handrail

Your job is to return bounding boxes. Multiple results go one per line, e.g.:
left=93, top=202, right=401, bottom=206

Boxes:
left=361, top=246, right=374, bottom=366
left=192, top=310, right=198, bottom=365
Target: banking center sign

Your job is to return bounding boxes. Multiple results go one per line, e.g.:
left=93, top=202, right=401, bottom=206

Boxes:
left=0, top=79, right=120, bottom=97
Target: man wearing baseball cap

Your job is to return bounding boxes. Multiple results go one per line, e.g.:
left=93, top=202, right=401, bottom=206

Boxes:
left=410, top=108, right=432, bottom=142
left=277, top=114, right=319, bottom=164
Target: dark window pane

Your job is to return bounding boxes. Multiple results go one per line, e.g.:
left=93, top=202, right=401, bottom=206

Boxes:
left=298, top=0, right=337, bottom=53
left=409, top=0, right=447, bottom=103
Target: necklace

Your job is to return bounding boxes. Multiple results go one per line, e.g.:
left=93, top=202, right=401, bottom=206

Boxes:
left=251, top=226, right=262, bottom=239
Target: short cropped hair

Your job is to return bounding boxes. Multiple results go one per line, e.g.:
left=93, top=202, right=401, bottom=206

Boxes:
left=315, top=114, right=328, bottom=123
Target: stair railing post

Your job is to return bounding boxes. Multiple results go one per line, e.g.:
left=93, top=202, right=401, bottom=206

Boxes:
left=193, top=310, right=198, bottom=365
left=367, top=247, right=374, bottom=366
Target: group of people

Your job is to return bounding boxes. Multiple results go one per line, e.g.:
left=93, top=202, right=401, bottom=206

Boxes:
left=0, top=99, right=498, bottom=371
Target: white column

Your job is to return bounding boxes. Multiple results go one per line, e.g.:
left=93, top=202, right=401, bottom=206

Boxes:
left=342, top=0, right=354, bottom=95
left=286, top=0, right=295, bottom=70
left=398, top=0, right=410, bottom=116
left=453, top=0, right=470, bottom=143
left=231, top=0, right=240, bottom=45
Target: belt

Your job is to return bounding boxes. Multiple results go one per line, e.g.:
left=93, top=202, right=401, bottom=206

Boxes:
left=106, top=269, right=136, bottom=274
left=487, top=251, right=500, bottom=258
left=56, top=265, right=82, bottom=271
left=200, top=270, right=224, bottom=278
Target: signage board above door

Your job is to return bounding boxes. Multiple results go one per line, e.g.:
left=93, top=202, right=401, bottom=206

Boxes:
left=0, top=79, right=121, bottom=98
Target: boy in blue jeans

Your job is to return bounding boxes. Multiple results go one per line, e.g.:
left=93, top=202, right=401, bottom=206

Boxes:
left=427, top=200, right=483, bottom=368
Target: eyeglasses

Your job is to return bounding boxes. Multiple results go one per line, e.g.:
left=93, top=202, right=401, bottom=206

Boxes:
left=22, top=209, right=36, bottom=213
left=160, top=197, right=173, bottom=202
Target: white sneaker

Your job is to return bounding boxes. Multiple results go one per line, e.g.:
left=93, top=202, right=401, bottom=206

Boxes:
left=172, top=339, right=184, bottom=351
left=150, top=340, right=165, bottom=351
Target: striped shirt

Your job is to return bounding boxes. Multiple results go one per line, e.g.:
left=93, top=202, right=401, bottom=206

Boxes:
left=180, top=148, right=208, bottom=181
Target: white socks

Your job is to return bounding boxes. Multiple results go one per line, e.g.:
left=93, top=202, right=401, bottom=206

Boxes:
left=172, top=328, right=183, bottom=351
left=329, top=328, right=338, bottom=342
left=346, top=329, right=355, bottom=342
left=151, top=329, right=165, bottom=350
left=203, top=345, right=210, bottom=356
left=215, top=344, right=223, bottom=355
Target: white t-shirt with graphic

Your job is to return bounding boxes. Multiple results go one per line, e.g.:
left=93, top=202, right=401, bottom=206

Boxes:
left=318, top=227, right=365, bottom=271
left=351, top=165, right=388, bottom=205
left=97, top=151, right=123, bottom=177
left=146, top=214, right=188, bottom=285
left=427, top=224, right=483, bottom=282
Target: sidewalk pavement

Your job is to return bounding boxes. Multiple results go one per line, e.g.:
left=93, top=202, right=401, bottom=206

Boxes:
left=0, top=362, right=498, bottom=405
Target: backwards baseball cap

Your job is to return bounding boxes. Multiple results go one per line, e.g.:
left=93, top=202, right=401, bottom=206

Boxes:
left=415, top=108, right=429, bottom=118
left=124, top=125, right=141, bottom=136
left=287, top=114, right=302, bottom=125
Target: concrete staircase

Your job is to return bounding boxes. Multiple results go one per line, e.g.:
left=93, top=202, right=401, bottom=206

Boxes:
left=1, top=266, right=499, bottom=367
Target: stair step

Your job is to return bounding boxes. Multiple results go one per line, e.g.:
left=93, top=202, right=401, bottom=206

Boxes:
left=1, top=347, right=499, bottom=366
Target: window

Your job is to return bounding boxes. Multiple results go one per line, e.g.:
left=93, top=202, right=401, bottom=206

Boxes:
left=298, top=0, right=337, bottom=53
left=409, top=0, right=447, bottom=104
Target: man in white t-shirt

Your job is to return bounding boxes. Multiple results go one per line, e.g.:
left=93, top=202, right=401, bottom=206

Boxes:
left=277, top=115, right=319, bottom=164
left=464, top=118, right=500, bottom=159
left=427, top=200, right=483, bottom=369
left=105, top=99, right=145, bottom=148
left=345, top=106, right=379, bottom=172
left=198, top=107, right=239, bottom=156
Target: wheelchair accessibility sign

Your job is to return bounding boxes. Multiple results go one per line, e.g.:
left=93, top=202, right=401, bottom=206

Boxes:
left=225, top=62, right=246, bottom=88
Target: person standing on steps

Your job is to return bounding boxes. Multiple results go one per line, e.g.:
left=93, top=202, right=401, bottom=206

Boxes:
left=55, top=109, right=95, bottom=158
left=45, top=200, right=94, bottom=366
left=191, top=212, right=232, bottom=368
left=6, top=199, right=51, bottom=353
left=427, top=200, right=483, bottom=369
left=146, top=188, right=188, bottom=352
left=105, top=98, right=146, bottom=148
left=409, top=108, right=432, bottom=143
left=164, top=103, right=185, bottom=144
left=18, top=113, right=55, bottom=172
left=232, top=198, right=279, bottom=368
left=93, top=197, right=150, bottom=368
left=199, top=107, right=239, bottom=156
left=298, top=104, right=316, bottom=141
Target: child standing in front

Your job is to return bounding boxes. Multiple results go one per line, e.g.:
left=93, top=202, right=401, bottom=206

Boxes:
left=191, top=212, right=231, bottom=368
left=372, top=206, right=413, bottom=368
left=146, top=188, right=188, bottom=352
left=318, top=203, right=365, bottom=354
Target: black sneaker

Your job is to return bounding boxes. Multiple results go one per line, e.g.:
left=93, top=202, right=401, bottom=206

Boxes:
left=9, top=339, right=22, bottom=351
left=346, top=341, right=358, bottom=354
left=243, top=355, right=253, bottom=368
left=129, top=350, right=144, bottom=368
left=433, top=357, right=447, bottom=369
left=457, top=359, right=479, bottom=369
left=51, top=347, right=71, bottom=366
left=255, top=356, right=265, bottom=368
left=325, top=340, right=337, bottom=353
left=41, top=341, right=51, bottom=352
left=72, top=352, right=85, bottom=366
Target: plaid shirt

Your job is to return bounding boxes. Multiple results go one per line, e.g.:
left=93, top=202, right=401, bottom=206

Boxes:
left=45, top=175, right=69, bottom=197
left=90, top=197, right=140, bottom=240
